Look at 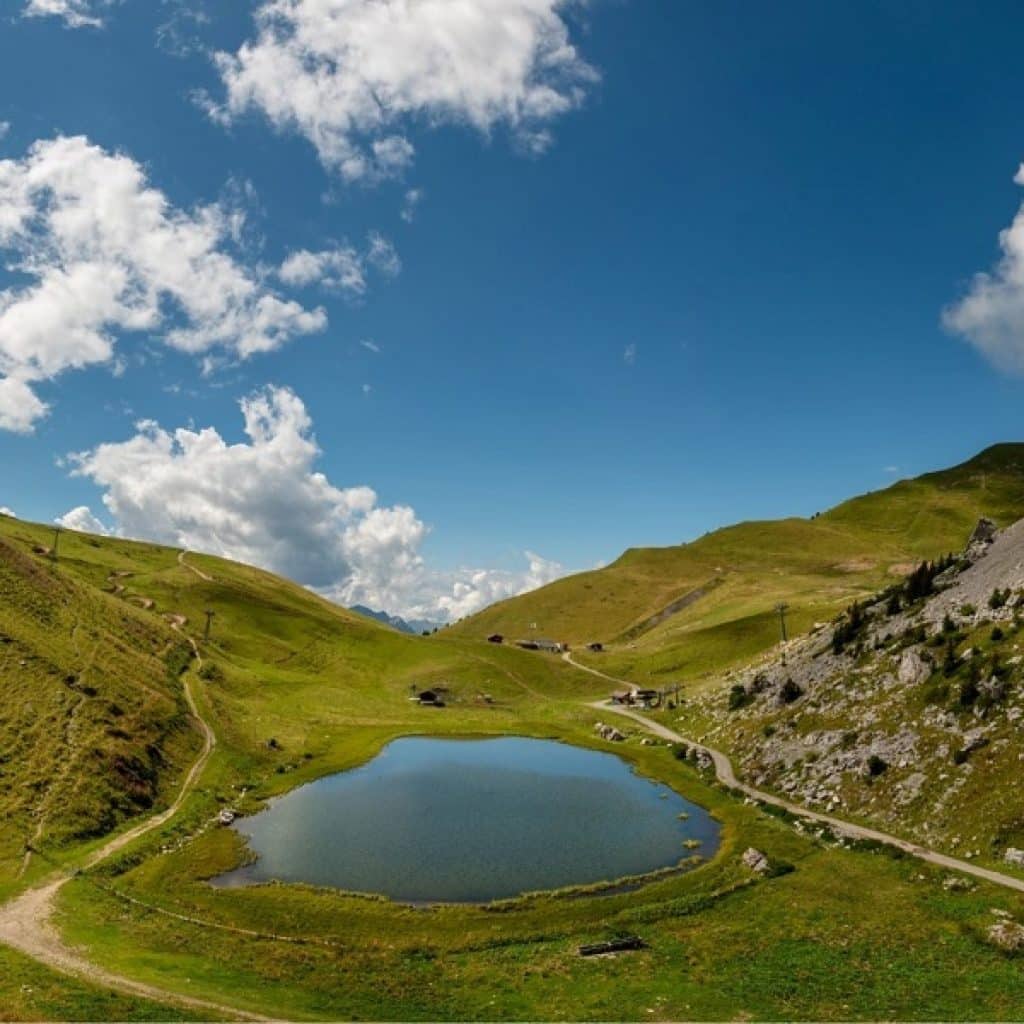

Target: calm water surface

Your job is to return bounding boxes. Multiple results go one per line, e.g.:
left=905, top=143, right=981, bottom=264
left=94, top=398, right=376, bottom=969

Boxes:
left=214, top=736, right=719, bottom=902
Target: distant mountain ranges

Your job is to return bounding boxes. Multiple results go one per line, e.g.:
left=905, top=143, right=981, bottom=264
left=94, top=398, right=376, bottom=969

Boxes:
left=349, top=604, right=444, bottom=635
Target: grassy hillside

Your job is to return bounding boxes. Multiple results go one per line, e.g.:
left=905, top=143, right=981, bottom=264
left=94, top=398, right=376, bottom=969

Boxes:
left=0, top=522, right=201, bottom=887
left=0, top=511, right=595, bottom=895
left=451, top=444, right=1024, bottom=686
left=6, top=495, right=1024, bottom=1019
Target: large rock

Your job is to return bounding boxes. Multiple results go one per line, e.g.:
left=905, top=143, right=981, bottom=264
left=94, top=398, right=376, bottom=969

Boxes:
left=1004, top=847, right=1024, bottom=867
left=898, top=650, right=931, bottom=686
left=969, top=517, right=998, bottom=546
left=594, top=722, right=626, bottom=742
left=742, top=847, right=770, bottom=873
left=988, top=920, right=1024, bottom=952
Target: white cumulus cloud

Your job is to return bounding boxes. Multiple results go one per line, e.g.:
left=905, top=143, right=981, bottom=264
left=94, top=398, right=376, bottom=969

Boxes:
left=944, top=165, right=1024, bottom=373
left=66, top=385, right=566, bottom=619
left=208, top=0, right=598, bottom=182
left=0, top=135, right=327, bottom=432
left=55, top=505, right=110, bottom=534
left=0, top=506, right=16, bottom=517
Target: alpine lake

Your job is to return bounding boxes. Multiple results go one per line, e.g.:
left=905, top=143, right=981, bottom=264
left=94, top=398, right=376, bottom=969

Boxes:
left=214, top=735, right=719, bottom=903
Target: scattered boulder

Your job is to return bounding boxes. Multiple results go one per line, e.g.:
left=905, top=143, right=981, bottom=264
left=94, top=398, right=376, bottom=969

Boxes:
left=217, top=809, right=236, bottom=826
left=942, top=875, right=973, bottom=891
left=898, top=650, right=930, bottom=686
left=988, top=920, right=1024, bottom=952
left=1004, top=848, right=1024, bottom=867
left=594, top=722, right=625, bottom=742
left=742, top=847, right=770, bottom=874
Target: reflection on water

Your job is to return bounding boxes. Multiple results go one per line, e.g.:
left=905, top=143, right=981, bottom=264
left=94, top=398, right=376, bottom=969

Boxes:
left=213, top=736, right=719, bottom=902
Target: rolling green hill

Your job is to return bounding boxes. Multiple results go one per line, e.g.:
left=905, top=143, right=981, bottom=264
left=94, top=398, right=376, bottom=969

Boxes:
left=7, top=462, right=1024, bottom=1020
left=0, top=511, right=593, bottom=894
left=451, top=444, right=1024, bottom=685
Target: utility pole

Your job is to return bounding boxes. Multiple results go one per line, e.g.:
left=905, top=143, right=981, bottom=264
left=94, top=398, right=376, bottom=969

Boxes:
left=203, top=609, right=215, bottom=642
left=775, top=602, right=789, bottom=643
left=52, top=526, right=62, bottom=560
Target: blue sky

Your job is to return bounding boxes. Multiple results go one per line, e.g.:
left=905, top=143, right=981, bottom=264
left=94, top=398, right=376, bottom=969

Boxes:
left=3, top=0, right=1024, bottom=619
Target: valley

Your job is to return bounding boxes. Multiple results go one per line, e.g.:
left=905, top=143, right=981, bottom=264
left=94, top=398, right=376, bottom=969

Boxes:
left=5, top=448, right=1024, bottom=1020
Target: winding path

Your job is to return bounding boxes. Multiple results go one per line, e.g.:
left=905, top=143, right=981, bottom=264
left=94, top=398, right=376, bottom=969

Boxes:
left=566, top=652, right=1024, bottom=895
left=178, top=549, right=214, bottom=582
left=0, top=628, right=265, bottom=1021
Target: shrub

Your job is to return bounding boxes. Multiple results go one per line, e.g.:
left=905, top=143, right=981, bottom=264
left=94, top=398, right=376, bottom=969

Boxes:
left=866, top=755, right=888, bottom=777
left=960, top=603, right=977, bottom=617
left=779, top=678, right=803, bottom=705
left=942, top=613, right=956, bottom=633
left=904, top=624, right=927, bottom=645
left=922, top=680, right=949, bottom=705
left=958, top=676, right=980, bottom=708
left=886, top=592, right=902, bottom=616
left=992, top=626, right=1005, bottom=643
left=198, top=661, right=223, bottom=682
left=953, top=748, right=969, bottom=765
left=990, top=588, right=1011, bottom=610
left=728, top=684, right=751, bottom=711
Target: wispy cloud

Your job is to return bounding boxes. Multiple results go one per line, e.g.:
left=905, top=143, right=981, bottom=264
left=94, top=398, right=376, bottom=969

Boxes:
left=623, top=343, right=637, bottom=366
left=22, top=0, right=110, bottom=29
left=360, top=339, right=380, bottom=354
left=279, top=233, right=399, bottom=295
left=401, top=187, right=424, bottom=223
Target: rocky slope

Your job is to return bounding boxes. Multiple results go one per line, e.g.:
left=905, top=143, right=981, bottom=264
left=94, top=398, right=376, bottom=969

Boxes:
left=685, top=516, right=1024, bottom=863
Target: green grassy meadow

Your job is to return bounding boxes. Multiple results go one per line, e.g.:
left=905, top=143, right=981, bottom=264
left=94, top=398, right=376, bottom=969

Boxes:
left=454, top=444, right=1024, bottom=689
left=5, top=447, right=1024, bottom=1020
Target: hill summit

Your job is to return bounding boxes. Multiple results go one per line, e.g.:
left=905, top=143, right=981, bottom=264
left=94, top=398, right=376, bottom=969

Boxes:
left=451, top=444, right=1024, bottom=685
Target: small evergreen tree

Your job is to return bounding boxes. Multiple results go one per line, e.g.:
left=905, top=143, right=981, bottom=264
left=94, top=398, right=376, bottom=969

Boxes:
left=905, top=561, right=937, bottom=603
left=942, top=638, right=958, bottom=677
left=958, top=676, right=979, bottom=708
